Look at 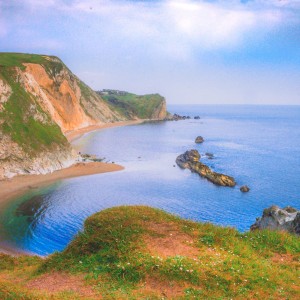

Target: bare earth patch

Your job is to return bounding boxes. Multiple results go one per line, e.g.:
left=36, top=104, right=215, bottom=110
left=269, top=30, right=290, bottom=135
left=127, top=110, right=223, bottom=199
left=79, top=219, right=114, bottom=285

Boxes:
left=26, top=272, right=98, bottom=298
left=135, top=276, right=188, bottom=299
left=144, top=221, right=199, bottom=259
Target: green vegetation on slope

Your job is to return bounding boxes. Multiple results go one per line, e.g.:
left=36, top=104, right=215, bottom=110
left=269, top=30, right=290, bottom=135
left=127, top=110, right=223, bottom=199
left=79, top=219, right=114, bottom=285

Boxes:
left=0, top=52, right=64, bottom=77
left=0, top=206, right=299, bottom=299
left=0, top=53, right=68, bottom=153
left=100, top=91, right=165, bottom=119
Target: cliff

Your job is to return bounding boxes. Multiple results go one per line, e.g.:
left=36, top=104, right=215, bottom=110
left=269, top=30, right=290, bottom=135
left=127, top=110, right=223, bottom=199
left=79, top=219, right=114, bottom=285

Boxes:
left=0, top=53, right=167, bottom=179
left=98, top=89, right=167, bottom=120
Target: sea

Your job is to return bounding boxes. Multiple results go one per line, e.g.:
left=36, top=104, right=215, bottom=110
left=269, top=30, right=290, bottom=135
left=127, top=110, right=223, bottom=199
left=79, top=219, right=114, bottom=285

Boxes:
left=0, top=105, right=300, bottom=256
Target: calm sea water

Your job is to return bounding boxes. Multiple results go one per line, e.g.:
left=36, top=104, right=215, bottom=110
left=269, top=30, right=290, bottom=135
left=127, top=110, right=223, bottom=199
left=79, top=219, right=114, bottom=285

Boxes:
left=1, top=105, right=300, bottom=256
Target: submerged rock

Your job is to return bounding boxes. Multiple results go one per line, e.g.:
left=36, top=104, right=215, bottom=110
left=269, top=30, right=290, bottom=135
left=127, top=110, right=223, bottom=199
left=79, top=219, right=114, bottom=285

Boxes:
left=176, top=150, right=236, bottom=187
left=240, top=185, right=250, bottom=193
left=195, top=136, right=204, bottom=144
left=205, top=152, right=214, bottom=159
left=250, top=206, right=300, bottom=235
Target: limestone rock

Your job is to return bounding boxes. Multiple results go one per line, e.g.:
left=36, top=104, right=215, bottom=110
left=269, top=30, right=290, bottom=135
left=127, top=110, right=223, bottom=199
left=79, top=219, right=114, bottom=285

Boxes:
left=250, top=206, right=300, bottom=235
left=176, top=150, right=236, bottom=187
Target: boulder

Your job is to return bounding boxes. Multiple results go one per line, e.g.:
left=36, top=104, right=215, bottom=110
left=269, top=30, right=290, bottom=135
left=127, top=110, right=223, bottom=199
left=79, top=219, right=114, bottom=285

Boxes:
left=250, top=206, right=300, bottom=235
left=194, top=116, right=200, bottom=120
left=195, top=136, right=204, bottom=144
left=176, top=149, right=235, bottom=187
left=240, top=185, right=250, bottom=193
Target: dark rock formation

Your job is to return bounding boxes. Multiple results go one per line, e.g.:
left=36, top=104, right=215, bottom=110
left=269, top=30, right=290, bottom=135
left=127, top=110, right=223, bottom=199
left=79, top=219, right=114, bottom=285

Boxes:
left=194, top=116, right=200, bottom=119
left=165, top=113, right=191, bottom=121
left=176, top=150, right=236, bottom=187
left=250, top=206, right=300, bottom=235
left=205, top=152, right=214, bottom=159
left=240, top=185, right=250, bottom=193
left=195, top=136, right=204, bottom=144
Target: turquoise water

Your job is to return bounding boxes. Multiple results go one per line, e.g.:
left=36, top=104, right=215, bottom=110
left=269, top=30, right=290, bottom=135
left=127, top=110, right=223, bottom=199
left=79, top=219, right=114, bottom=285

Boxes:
left=1, top=105, right=300, bottom=256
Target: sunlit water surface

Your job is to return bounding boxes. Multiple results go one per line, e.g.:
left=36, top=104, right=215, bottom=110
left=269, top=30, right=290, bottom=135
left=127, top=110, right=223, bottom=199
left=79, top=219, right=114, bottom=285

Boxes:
left=1, top=105, right=300, bottom=255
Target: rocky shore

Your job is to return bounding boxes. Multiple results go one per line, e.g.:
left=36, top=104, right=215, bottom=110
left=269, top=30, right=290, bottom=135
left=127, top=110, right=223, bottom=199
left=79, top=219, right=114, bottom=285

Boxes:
left=251, top=205, right=300, bottom=235
left=176, top=149, right=236, bottom=187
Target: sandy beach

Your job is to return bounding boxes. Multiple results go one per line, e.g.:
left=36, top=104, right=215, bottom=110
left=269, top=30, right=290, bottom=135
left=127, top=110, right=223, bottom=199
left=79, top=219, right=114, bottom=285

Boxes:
left=0, top=162, right=124, bottom=207
left=65, top=120, right=144, bottom=142
left=0, top=119, right=143, bottom=205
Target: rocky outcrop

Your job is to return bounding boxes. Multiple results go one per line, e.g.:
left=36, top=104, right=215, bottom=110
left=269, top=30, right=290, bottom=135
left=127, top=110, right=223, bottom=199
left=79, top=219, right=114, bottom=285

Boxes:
left=165, top=113, right=191, bottom=121
left=176, top=150, right=236, bottom=187
left=240, top=185, right=250, bottom=193
left=250, top=206, right=300, bottom=235
left=195, top=136, right=204, bottom=143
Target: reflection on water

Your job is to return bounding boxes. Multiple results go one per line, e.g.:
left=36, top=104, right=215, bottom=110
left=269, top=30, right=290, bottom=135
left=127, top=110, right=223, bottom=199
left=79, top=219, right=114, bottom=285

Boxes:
left=1, top=105, right=300, bottom=255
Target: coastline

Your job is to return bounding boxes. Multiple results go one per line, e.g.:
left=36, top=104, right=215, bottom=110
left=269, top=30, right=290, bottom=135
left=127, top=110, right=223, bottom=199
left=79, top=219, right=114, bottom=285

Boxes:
left=0, top=119, right=145, bottom=206
left=0, top=162, right=124, bottom=207
left=0, top=119, right=151, bottom=255
left=65, top=119, right=145, bottom=142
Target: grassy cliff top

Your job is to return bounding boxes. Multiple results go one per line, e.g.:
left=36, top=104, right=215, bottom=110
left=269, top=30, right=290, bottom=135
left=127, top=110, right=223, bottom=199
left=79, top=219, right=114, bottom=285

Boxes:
left=1, top=206, right=299, bottom=299
left=99, top=90, right=165, bottom=119
left=0, top=53, right=61, bottom=68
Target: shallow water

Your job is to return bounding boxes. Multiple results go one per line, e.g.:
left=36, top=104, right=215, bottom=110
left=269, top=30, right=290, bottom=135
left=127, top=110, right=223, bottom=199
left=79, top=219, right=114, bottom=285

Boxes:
left=1, top=105, right=300, bottom=255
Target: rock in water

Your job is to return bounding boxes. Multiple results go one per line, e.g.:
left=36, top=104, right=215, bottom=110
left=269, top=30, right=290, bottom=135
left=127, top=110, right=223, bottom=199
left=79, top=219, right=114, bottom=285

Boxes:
left=195, top=136, right=204, bottom=143
left=176, top=150, right=236, bottom=187
left=205, top=152, right=214, bottom=159
left=240, top=185, right=250, bottom=192
left=250, top=206, right=300, bottom=235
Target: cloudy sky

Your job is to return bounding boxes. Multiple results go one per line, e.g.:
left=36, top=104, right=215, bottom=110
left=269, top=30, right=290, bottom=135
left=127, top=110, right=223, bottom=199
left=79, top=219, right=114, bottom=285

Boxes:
left=1, top=0, right=300, bottom=104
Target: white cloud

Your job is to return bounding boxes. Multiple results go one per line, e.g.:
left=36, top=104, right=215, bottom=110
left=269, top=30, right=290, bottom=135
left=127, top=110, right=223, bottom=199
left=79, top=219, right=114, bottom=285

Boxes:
left=59, top=0, right=291, bottom=59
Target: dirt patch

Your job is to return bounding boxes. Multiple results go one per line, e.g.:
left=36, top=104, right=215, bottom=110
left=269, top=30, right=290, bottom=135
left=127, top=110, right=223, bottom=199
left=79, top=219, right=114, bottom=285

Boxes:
left=26, top=272, right=98, bottom=298
left=144, top=221, right=199, bottom=258
left=135, top=275, right=187, bottom=299
left=271, top=253, right=296, bottom=264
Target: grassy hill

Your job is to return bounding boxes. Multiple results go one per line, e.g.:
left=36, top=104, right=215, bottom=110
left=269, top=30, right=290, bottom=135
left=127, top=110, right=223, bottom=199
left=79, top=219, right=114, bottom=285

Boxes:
left=99, top=90, right=166, bottom=119
left=0, top=206, right=299, bottom=299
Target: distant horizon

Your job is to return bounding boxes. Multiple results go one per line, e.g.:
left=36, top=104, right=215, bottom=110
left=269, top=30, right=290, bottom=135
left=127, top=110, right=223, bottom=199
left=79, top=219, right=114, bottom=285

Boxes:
left=1, top=1, right=300, bottom=105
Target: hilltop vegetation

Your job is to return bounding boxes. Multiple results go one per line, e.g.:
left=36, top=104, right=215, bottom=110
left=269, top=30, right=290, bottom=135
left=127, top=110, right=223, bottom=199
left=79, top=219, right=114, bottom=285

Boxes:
left=0, top=206, right=299, bottom=299
left=99, top=89, right=167, bottom=120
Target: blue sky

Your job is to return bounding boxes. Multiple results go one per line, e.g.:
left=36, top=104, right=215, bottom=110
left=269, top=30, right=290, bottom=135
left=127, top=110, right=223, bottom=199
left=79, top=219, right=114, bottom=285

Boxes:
left=1, top=0, right=300, bottom=104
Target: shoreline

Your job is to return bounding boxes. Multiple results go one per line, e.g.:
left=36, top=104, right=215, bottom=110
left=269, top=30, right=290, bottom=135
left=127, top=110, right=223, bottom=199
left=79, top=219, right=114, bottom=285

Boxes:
left=0, top=119, right=148, bottom=256
left=0, top=162, right=124, bottom=207
left=0, top=120, right=144, bottom=255
left=0, top=119, right=145, bottom=206
left=0, top=161, right=124, bottom=256
left=65, top=119, right=144, bottom=142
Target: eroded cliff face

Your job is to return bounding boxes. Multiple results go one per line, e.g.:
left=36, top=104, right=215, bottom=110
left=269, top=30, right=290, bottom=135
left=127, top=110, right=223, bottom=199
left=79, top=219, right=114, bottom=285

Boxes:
left=20, top=62, right=125, bottom=132
left=0, top=54, right=168, bottom=179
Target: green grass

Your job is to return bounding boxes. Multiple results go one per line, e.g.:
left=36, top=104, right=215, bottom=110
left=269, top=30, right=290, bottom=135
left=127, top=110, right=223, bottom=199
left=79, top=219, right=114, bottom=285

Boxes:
left=0, top=206, right=299, bottom=298
left=0, top=52, right=64, bottom=76
left=101, top=92, right=165, bottom=119
left=0, top=53, right=68, bottom=153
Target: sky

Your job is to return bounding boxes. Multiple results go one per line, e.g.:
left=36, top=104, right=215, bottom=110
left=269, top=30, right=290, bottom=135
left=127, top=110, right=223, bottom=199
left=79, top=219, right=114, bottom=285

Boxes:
left=1, top=0, right=300, bottom=105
